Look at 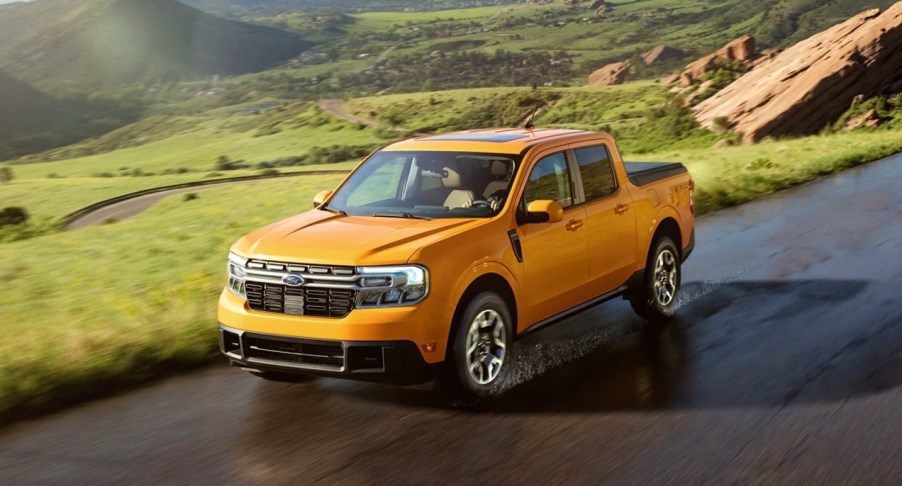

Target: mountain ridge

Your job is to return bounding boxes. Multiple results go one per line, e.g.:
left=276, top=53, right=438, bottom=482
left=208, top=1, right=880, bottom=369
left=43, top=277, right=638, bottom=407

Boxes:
left=0, top=0, right=312, bottom=91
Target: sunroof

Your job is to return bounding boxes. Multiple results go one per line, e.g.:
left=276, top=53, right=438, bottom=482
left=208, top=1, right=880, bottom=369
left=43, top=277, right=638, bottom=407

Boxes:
left=418, top=133, right=530, bottom=143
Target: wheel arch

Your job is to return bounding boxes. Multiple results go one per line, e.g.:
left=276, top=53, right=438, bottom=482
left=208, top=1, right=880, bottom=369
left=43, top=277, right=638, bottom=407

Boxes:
left=445, top=272, right=518, bottom=360
left=639, top=203, right=685, bottom=265
left=652, top=217, right=683, bottom=256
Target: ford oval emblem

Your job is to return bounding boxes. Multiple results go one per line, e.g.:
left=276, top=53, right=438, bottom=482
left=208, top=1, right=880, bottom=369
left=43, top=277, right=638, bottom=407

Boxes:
left=282, top=275, right=305, bottom=287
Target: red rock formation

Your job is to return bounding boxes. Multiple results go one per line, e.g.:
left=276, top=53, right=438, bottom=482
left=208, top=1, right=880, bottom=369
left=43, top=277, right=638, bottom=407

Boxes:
left=676, top=35, right=756, bottom=86
left=588, top=60, right=631, bottom=86
left=694, top=4, right=902, bottom=143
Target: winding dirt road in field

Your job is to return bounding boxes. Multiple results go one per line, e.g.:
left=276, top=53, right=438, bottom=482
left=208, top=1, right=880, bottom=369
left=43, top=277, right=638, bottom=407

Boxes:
left=318, top=99, right=390, bottom=129
left=65, top=170, right=348, bottom=230
left=4, top=154, right=902, bottom=484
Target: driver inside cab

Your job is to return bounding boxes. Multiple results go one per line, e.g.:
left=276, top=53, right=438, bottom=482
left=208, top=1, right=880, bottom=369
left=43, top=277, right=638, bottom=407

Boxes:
left=459, top=159, right=512, bottom=212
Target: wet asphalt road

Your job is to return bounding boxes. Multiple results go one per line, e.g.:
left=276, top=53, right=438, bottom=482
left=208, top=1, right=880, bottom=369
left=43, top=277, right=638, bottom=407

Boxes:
left=2, top=154, right=901, bottom=484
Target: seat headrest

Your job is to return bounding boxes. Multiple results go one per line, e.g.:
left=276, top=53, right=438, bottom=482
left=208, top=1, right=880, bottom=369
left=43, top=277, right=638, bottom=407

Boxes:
left=442, top=166, right=462, bottom=188
left=491, top=160, right=508, bottom=177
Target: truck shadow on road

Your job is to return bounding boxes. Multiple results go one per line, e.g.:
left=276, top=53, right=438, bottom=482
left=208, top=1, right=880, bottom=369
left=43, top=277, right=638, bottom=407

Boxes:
left=258, top=279, right=901, bottom=413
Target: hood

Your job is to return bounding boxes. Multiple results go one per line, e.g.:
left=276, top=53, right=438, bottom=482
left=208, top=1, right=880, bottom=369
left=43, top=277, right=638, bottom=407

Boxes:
left=232, top=210, right=480, bottom=266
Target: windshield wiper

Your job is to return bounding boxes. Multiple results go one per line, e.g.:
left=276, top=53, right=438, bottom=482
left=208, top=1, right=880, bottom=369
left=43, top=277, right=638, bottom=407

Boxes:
left=372, top=212, right=432, bottom=221
left=320, top=205, right=347, bottom=216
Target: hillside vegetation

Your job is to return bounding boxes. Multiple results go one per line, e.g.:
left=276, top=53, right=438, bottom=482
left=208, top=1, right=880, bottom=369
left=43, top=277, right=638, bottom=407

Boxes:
left=345, top=82, right=714, bottom=153
left=205, top=0, right=898, bottom=99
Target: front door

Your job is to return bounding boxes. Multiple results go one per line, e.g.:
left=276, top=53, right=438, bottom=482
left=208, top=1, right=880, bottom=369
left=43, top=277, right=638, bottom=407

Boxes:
left=516, top=151, right=589, bottom=329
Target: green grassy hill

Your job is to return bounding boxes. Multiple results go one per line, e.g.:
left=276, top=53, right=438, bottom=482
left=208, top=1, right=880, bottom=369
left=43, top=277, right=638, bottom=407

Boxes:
left=0, top=0, right=312, bottom=92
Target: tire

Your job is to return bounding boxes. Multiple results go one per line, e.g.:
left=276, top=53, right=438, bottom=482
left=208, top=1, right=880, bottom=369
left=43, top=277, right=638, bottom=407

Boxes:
left=439, top=291, right=513, bottom=400
left=250, top=370, right=316, bottom=383
left=629, top=236, right=681, bottom=322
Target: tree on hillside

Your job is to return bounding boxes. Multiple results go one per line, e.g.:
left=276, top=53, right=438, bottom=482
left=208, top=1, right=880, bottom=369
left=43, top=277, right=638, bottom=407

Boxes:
left=0, top=167, right=14, bottom=183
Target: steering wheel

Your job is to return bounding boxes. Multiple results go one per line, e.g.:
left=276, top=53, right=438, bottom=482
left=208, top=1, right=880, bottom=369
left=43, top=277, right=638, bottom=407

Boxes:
left=469, top=199, right=492, bottom=208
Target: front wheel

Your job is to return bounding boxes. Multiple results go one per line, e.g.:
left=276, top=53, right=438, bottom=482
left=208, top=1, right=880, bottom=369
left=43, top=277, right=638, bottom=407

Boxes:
left=439, top=291, right=513, bottom=400
left=629, top=236, right=681, bottom=322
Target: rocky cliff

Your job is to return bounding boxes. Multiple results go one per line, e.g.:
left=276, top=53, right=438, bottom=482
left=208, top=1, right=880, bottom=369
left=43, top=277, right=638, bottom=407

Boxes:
left=588, top=60, right=631, bottom=86
left=673, top=35, right=756, bottom=86
left=694, top=3, right=902, bottom=143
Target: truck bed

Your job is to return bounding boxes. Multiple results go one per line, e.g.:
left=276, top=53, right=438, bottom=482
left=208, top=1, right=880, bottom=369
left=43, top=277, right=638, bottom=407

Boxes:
left=624, top=162, right=687, bottom=187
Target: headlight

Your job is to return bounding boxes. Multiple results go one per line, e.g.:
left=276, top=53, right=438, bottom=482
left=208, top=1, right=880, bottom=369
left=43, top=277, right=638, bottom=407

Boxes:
left=226, top=252, right=248, bottom=298
left=356, top=265, right=428, bottom=307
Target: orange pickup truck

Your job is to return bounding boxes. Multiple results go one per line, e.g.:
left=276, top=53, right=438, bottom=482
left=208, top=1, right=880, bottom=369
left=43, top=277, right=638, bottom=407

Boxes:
left=219, top=128, right=694, bottom=397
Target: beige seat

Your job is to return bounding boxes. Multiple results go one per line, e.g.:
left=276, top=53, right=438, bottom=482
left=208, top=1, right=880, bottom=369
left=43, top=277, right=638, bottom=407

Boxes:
left=442, top=165, right=475, bottom=208
left=483, top=160, right=509, bottom=198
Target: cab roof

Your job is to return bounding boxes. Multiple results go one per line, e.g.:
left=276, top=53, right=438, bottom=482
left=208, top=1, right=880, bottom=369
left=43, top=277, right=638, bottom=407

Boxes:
left=383, top=128, right=603, bottom=155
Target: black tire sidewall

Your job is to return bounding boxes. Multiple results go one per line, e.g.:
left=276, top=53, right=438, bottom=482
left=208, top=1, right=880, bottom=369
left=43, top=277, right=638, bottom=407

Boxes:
left=444, top=291, right=513, bottom=398
left=637, top=237, right=681, bottom=320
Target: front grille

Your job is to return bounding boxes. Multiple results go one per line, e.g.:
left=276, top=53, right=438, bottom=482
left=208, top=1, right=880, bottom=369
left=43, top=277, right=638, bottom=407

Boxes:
left=247, top=260, right=357, bottom=276
left=245, top=335, right=344, bottom=368
left=246, top=282, right=355, bottom=317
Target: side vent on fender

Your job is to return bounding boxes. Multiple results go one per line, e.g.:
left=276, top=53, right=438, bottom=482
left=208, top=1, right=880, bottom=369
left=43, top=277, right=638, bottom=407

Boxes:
left=508, top=230, right=523, bottom=263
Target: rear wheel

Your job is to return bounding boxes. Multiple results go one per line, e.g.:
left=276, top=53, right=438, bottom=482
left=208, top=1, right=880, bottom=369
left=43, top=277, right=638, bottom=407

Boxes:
left=629, top=236, right=681, bottom=322
left=439, top=291, right=513, bottom=400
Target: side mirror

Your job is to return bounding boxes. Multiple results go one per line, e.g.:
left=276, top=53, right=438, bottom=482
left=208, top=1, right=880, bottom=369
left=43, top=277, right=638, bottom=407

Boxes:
left=525, top=200, right=564, bottom=224
left=313, top=190, right=332, bottom=208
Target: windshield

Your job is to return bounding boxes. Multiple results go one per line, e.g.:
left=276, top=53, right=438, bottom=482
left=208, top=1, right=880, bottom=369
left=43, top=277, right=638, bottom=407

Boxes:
left=325, top=150, right=520, bottom=219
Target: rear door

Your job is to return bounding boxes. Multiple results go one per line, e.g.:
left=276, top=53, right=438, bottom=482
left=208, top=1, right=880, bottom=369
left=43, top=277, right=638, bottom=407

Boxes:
left=515, top=149, right=589, bottom=327
left=570, top=142, right=638, bottom=297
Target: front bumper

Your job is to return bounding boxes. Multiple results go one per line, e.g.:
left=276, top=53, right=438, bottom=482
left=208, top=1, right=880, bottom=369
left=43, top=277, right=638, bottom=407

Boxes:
left=220, top=324, right=438, bottom=385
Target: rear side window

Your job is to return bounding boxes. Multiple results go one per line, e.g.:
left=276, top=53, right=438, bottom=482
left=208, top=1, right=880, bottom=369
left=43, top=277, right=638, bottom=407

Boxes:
left=523, top=152, right=573, bottom=208
left=574, top=145, right=617, bottom=201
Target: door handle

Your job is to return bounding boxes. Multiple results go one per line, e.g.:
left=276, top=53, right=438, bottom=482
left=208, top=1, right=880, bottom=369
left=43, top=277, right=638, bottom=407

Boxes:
left=566, top=219, right=584, bottom=231
left=615, top=203, right=630, bottom=215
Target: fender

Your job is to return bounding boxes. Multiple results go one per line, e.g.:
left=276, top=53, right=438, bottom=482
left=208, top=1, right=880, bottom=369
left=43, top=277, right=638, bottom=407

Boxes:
left=639, top=205, right=684, bottom=264
left=446, top=258, right=521, bottom=318
left=424, top=258, right=521, bottom=360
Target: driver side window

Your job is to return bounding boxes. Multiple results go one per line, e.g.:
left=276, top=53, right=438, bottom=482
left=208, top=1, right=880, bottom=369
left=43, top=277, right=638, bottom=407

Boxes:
left=523, top=152, right=573, bottom=208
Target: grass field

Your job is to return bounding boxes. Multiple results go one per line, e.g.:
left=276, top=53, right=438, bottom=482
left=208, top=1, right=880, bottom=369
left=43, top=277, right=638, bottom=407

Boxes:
left=0, top=174, right=346, bottom=421
left=0, top=100, right=385, bottom=226
left=2, top=123, right=900, bottom=421
left=0, top=162, right=361, bottom=223
left=632, top=129, right=902, bottom=213
left=6, top=107, right=385, bottom=180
